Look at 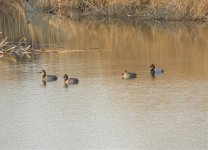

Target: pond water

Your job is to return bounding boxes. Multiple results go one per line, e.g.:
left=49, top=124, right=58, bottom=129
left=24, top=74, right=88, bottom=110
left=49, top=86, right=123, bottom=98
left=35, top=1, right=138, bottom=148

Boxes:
left=0, top=12, right=208, bottom=150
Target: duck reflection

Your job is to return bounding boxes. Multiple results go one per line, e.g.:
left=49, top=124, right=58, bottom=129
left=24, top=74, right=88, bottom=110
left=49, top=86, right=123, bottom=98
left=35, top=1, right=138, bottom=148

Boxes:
left=42, top=80, right=46, bottom=87
left=64, top=83, right=68, bottom=88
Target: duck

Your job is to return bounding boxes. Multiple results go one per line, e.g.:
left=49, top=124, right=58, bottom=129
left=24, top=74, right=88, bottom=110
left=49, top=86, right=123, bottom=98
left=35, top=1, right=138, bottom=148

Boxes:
left=63, top=74, right=79, bottom=85
left=121, top=70, right=137, bottom=79
left=40, top=70, right=58, bottom=81
left=150, top=64, right=164, bottom=75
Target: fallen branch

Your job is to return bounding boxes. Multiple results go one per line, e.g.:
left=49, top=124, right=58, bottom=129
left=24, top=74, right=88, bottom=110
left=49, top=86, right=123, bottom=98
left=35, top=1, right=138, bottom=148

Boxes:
left=0, top=36, right=34, bottom=60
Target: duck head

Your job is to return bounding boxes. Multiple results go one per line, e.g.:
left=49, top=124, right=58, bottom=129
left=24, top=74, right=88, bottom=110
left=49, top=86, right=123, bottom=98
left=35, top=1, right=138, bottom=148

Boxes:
left=40, top=70, right=46, bottom=78
left=121, top=70, right=128, bottom=76
left=150, top=64, right=155, bottom=69
left=63, top=74, right=69, bottom=86
left=63, top=74, right=68, bottom=81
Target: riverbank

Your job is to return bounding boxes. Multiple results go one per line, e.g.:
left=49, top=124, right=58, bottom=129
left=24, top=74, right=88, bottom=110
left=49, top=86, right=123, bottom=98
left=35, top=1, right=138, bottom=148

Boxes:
left=48, top=0, right=208, bottom=21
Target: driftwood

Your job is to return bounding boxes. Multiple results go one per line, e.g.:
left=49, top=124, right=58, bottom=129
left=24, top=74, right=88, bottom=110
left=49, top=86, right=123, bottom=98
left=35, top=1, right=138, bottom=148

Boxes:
left=0, top=37, right=33, bottom=59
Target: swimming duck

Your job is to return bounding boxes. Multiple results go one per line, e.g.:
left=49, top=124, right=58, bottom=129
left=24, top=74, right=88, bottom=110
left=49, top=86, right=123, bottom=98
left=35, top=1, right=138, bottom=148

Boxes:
left=121, top=70, right=137, bottom=79
left=63, top=74, right=79, bottom=85
left=40, top=70, right=58, bottom=81
left=150, top=64, right=164, bottom=75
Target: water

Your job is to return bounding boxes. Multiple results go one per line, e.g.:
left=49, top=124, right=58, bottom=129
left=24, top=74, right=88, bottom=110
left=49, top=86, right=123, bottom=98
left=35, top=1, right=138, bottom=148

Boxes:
left=0, top=11, right=208, bottom=149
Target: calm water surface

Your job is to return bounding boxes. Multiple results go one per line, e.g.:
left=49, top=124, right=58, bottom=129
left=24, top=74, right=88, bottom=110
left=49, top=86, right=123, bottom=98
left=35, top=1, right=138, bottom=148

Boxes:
left=0, top=12, right=207, bottom=150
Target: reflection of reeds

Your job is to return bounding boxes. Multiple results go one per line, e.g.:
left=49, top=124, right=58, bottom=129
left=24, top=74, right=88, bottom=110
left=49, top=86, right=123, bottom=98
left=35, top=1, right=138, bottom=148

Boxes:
left=0, top=0, right=29, bottom=43
left=43, top=17, right=208, bottom=75
left=50, top=0, right=208, bottom=21
left=54, top=19, right=208, bottom=76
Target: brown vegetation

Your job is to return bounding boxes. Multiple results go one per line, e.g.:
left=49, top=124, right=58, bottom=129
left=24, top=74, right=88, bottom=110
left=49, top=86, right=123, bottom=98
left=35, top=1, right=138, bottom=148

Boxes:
left=0, top=37, right=32, bottom=59
left=49, top=0, right=208, bottom=21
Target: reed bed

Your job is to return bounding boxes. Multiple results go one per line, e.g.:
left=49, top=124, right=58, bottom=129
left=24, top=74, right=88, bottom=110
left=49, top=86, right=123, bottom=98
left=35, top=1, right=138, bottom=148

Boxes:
left=49, top=0, right=208, bottom=21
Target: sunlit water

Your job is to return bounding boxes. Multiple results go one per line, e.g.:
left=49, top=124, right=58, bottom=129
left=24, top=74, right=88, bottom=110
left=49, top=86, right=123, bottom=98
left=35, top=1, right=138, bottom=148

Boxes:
left=0, top=11, right=208, bottom=149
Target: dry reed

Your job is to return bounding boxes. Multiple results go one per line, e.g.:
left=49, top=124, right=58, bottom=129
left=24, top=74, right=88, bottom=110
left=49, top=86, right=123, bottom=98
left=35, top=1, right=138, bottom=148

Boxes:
left=49, top=0, right=208, bottom=21
left=0, top=37, right=33, bottom=59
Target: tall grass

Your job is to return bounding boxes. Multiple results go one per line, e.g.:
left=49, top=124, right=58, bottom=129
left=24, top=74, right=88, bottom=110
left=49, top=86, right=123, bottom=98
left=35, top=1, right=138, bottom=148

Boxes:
left=50, top=0, right=208, bottom=21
